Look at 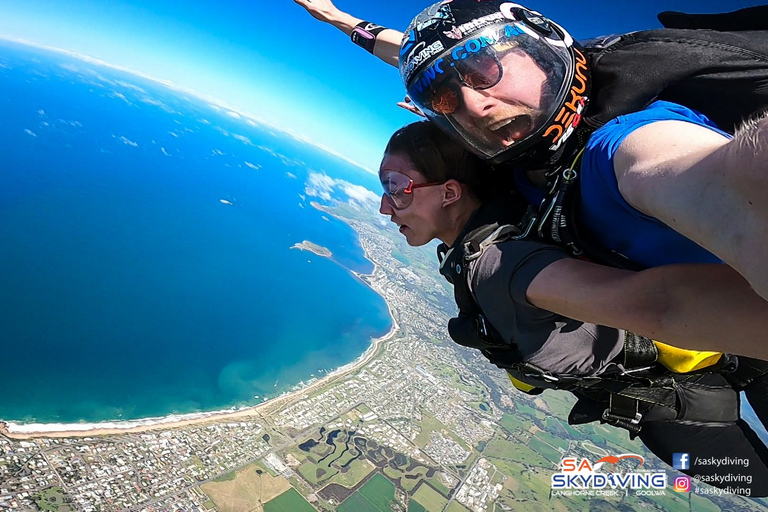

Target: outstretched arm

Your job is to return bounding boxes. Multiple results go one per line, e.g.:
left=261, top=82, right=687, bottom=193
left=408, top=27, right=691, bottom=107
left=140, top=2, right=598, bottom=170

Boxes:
left=527, top=259, right=768, bottom=359
left=613, top=114, right=768, bottom=301
left=294, top=0, right=402, bottom=67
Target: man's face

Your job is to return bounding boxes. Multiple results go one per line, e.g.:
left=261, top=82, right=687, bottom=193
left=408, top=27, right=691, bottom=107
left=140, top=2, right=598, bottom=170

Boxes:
left=450, top=50, right=548, bottom=149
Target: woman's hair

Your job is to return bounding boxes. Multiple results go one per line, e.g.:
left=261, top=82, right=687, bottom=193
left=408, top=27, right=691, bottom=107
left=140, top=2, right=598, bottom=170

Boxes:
left=383, top=121, right=499, bottom=202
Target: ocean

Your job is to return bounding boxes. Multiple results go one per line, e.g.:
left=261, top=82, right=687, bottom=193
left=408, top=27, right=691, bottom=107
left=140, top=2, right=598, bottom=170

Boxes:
left=0, top=40, right=392, bottom=424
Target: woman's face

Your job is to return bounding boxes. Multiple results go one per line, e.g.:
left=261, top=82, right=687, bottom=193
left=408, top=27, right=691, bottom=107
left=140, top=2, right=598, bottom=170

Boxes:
left=378, top=152, right=446, bottom=247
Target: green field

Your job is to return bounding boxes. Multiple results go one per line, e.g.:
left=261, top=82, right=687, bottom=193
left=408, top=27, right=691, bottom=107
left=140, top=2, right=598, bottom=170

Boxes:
left=33, top=487, right=72, bottom=512
left=415, top=412, right=468, bottom=450
left=213, top=470, right=238, bottom=482
left=592, top=423, right=634, bottom=450
left=411, top=483, right=449, bottom=511
left=445, top=501, right=470, bottom=512
left=408, top=500, right=427, bottom=512
left=690, top=493, right=722, bottom=512
left=338, top=473, right=396, bottom=512
left=484, top=436, right=552, bottom=470
left=360, top=473, right=396, bottom=509
left=500, top=412, right=530, bottom=435
left=263, top=488, right=315, bottom=512
left=529, top=436, right=562, bottom=464
left=515, top=401, right=546, bottom=420
left=298, top=459, right=325, bottom=484
left=338, top=492, right=380, bottom=512
left=536, top=430, right=569, bottom=452
left=427, top=475, right=452, bottom=496
left=383, top=461, right=432, bottom=493
left=330, top=458, right=374, bottom=488
left=292, top=429, right=375, bottom=488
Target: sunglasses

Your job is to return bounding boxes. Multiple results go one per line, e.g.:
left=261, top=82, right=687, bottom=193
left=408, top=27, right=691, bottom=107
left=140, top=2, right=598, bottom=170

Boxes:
left=380, top=170, right=442, bottom=210
left=415, top=51, right=504, bottom=116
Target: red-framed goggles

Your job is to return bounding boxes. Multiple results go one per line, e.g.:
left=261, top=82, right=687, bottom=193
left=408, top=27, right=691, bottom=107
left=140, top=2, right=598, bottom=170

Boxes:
left=380, top=170, right=442, bottom=210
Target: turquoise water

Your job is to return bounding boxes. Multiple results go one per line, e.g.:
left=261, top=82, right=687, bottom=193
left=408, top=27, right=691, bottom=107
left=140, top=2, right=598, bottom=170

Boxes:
left=0, top=41, right=392, bottom=423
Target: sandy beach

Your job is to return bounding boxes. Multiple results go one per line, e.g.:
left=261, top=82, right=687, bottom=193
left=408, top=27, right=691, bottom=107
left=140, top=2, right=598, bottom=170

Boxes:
left=2, top=319, right=399, bottom=441
left=1, top=226, right=399, bottom=441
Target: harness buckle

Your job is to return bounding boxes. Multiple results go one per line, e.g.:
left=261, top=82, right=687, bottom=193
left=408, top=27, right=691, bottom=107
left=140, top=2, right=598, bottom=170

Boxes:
left=601, top=393, right=643, bottom=437
left=562, top=167, right=578, bottom=182
left=475, top=314, right=491, bottom=339
left=602, top=408, right=643, bottom=425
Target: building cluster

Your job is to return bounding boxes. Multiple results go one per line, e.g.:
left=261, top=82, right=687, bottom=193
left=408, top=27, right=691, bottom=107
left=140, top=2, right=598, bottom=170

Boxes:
left=1, top=205, right=540, bottom=511
left=425, top=431, right=471, bottom=465
left=1, top=422, right=268, bottom=510
left=455, top=457, right=505, bottom=512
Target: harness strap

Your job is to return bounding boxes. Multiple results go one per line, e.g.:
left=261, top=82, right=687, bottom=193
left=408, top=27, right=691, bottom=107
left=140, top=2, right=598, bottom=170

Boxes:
left=724, top=356, right=768, bottom=390
left=438, top=203, right=747, bottom=438
left=623, top=332, right=658, bottom=369
left=602, top=393, right=643, bottom=438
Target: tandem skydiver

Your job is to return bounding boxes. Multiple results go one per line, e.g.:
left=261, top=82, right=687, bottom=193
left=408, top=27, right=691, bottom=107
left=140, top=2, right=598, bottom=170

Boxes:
left=378, top=119, right=768, bottom=496
left=295, top=0, right=768, bottom=494
left=295, top=0, right=768, bottom=321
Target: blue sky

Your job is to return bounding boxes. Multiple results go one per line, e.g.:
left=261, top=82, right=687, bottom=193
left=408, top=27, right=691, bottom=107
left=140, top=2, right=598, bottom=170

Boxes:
left=1, top=0, right=764, bottom=170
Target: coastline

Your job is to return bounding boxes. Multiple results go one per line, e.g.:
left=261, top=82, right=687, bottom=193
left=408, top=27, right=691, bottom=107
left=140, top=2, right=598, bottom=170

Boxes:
left=2, top=319, right=399, bottom=440
left=1, top=220, right=398, bottom=441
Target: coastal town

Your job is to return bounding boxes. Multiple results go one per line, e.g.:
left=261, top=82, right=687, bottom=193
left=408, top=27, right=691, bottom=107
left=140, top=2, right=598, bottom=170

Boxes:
left=1, top=198, right=766, bottom=512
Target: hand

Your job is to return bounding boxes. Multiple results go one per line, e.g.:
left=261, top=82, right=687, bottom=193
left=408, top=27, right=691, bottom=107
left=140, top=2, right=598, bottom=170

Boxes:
left=397, top=96, right=426, bottom=117
left=294, top=0, right=342, bottom=24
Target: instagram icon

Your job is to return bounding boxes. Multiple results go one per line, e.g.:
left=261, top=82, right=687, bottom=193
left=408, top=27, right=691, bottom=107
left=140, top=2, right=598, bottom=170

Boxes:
left=674, top=475, right=691, bottom=492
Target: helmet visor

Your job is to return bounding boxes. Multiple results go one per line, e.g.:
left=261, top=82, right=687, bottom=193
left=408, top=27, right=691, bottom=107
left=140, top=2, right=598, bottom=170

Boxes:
left=405, top=23, right=571, bottom=160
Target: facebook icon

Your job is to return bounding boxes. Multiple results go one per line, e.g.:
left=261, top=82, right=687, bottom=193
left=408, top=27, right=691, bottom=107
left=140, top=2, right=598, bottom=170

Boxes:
left=673, top=453, right=690, bottom=470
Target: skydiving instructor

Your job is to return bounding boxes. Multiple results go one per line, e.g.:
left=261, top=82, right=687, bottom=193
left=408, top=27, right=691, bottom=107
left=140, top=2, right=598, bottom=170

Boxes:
left=294, top=0, right=768, bottom=308
left=293, top=0, right=768, bottom=497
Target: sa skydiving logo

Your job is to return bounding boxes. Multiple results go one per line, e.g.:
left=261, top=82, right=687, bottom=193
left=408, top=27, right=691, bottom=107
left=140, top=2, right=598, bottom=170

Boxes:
left=551, top=454, right=667, bottom=490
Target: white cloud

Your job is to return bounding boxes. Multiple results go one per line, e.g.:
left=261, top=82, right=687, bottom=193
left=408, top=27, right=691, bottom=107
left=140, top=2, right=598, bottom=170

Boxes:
left=116, top=135, right=138, bottom=147
left=232, top=134, right=253, bottom=146
left=110, top=91, right=131, bottom=105
left=343, top=183, right=379, bottom=206
left=304, top=171, right=378, bottom=207
left=114, top=80, right=145, bottom=93
left=139, top=96, right=177, bottom=114
left=304, top=172, right=336, bottom=201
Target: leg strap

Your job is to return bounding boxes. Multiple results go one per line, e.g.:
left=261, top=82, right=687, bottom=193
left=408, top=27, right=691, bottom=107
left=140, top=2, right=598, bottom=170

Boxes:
left=602, top=394, right=643, bottom=439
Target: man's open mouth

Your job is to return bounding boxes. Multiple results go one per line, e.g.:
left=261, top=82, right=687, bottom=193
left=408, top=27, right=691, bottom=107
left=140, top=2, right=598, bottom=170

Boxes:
left=488, top=115, right=534, bottom=144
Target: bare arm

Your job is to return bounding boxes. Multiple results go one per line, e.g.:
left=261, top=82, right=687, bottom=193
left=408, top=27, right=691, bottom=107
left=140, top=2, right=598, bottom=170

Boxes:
left=613, top=115, right=768, bottom=300
left=294, top=0, right=402, bottom=67
left=526, top=258, right=768, bottom=359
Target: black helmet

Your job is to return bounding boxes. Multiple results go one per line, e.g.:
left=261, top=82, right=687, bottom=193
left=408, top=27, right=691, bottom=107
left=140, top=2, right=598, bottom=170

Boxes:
left=399, top=0, right=590, bottom=166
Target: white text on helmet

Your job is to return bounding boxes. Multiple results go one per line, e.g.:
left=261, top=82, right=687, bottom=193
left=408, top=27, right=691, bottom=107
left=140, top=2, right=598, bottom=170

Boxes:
left=409, top=59, right=446, bottom=97
left=449, top=25, right=525, bottom=61
left=403, top=41, right=446, bottom=82
left=452, top=12, right=506, bottom=38
left=450, top=35, right=496, bottom=60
